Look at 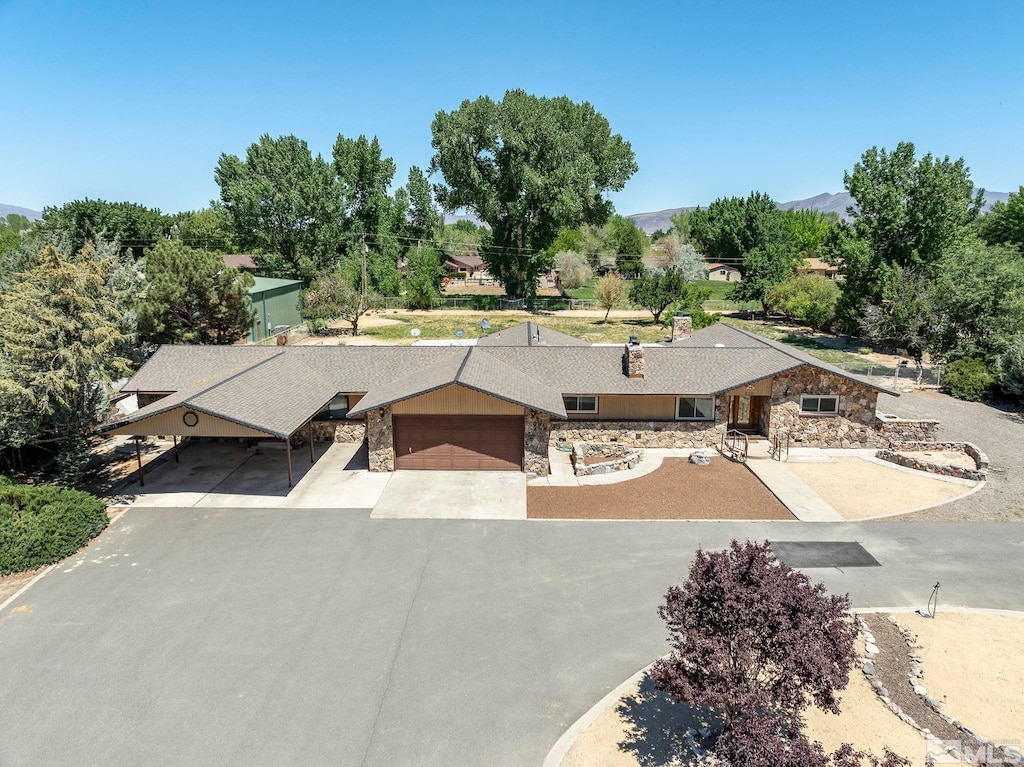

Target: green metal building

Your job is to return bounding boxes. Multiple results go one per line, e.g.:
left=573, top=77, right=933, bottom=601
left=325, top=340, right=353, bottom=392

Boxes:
left=248, top=277, right=303, bottom=343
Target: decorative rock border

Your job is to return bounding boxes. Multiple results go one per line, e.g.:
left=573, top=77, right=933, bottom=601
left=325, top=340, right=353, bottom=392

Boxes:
left=876, top=441, right=989, bottom=481
left=570, top=441, right=643, bottom=477
left=856, top=614, right=1022, bottom=765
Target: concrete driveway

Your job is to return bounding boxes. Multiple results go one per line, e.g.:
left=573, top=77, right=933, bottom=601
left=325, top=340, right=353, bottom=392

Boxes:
left=2, top=510, right=1023, bottom=767
left=372, top=470, right=527, bottom=519
left=127, top=441, right=391, bottom=510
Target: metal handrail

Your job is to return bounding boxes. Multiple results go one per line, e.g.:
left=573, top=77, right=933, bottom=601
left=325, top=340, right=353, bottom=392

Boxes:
left=769, top=430, right=790, bottom=462
left=720, top=429, right=749, bottom=463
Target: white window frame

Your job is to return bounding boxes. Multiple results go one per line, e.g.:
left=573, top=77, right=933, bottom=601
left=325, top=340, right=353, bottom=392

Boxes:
left=563, top=395, right=599, bottom=414
left=800, top=394, right=839, bottom=415
left=675, top=396, right=715, bottom=421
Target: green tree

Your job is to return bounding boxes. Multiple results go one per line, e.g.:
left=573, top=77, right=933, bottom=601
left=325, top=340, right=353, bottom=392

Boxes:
left=404, top=245, right=446, bottom=309
left=668, top=209, right=693, bottom=244
left=606, top=215, right=648, bottom=276
left=731, top=243, right=800, bottom=315
left=301, top=272, right=380, bottom=336
left=994, top=335, right=1024, bottom=398
left=405, top=166, right=442, bottom=243
left=978, top=186, right=1024, bottom=255
left=170, top=206, right=235, bottom=252
left=779, top=208, right=837, bottom=258
left=216, top=134, right=343, bottom=282
left=0, top=214, right=34, bottom=260
left=768, top=274, right=841, bottom=330
left=333, top=134, right=407, bottom=296
left=553, top=250, right=593, bottom=290
left=430, top=89, right=637, bottom=298
left=137, top=240, right=254, bottom=345
left=0, top=244, right=130, bottom=484
left=830, top=142, right=983, bottom=323
left=859, top=267, right=936, bottom=363
left=41, top=199, right=171, bottom=260
left=629, top=266, right=689, bottom=322
left=688, top=192, right=790, bottom=266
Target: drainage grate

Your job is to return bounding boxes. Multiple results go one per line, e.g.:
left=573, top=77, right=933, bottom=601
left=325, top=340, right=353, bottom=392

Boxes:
left=769, top=541, right=881, bottom=568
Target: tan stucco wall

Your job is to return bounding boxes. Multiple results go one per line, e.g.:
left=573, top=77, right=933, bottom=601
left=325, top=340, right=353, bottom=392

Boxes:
left=391, top=384, right=524, bottom=415
left=106, top=406, right=275, bottom=438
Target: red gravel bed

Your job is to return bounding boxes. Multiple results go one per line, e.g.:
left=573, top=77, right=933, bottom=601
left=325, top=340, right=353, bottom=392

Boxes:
left=528, top=458, right=794, bottom=520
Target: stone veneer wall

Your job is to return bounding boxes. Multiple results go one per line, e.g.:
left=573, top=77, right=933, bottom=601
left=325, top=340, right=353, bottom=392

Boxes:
left=769, top=367, right=880, bottom=448
left=366, top=407, right=394, bottom=472
left=524, top=410, right=551, bottom=475
left=291, top=421, right=366, bottom=445
left=549, top=398, right=728, bottom=450
left=876, top=440, right=989, bottom=481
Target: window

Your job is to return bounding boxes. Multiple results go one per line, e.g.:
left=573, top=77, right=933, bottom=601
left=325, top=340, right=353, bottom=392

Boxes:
left=563, top=395, right=598, bottom=413
left=315, top=394, right=350, bottom=421
left=800, top=395, right=839, bottom=415
left=719, top=269, right=727, bottom=275
left=676, top=396, right=715, bottom=420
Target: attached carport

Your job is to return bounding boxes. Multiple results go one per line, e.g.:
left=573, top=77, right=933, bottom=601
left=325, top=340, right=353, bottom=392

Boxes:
left=103, top=354, right=353, bottom=487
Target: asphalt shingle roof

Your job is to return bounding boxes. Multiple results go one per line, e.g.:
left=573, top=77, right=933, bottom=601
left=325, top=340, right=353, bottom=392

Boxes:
left=474, top=321, right=590, bottom=347
left=116, top=322, right=896, bottom=437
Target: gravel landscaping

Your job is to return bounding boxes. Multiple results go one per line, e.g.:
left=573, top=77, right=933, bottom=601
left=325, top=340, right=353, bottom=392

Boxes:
left=527, top=458, right=794, bottom=520
left=876, top=391, right=1024, bottom=522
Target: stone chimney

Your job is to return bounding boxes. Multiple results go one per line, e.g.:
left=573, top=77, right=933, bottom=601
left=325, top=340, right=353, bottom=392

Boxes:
left=625, top=336, right=644, bottom=379
left=671, top=313, right=693, bottom=341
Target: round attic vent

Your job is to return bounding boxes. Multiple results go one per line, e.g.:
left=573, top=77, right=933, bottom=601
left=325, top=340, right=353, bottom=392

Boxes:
left=182, top=410, right=199, bottom=427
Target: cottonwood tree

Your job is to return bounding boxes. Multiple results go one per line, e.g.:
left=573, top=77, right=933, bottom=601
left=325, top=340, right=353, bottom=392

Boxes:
left=732, top=242, right=801, bottom=315
left=688, top=192, right=791, bottom=267
left=0, top=244, right=130, bottom=484
left=403, top=245, right=446, bottom=309
left=301, top=272, right=380, bottom=336
left=137, top=240, right=254, bottom=345
left=430, top=89, right=637, bottom=298
left=978, top=186, right=1024, bottom=255
left=651, top=540, right=857, bottom=732
left=216, top=134, right=344, bottom=282
left=41, top=199, right=172, bottom=260
left=594, top=271, right=628, bottom=321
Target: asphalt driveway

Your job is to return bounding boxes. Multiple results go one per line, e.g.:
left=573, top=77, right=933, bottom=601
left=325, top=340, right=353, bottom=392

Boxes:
left=3, top=510, right=1023, bottom=767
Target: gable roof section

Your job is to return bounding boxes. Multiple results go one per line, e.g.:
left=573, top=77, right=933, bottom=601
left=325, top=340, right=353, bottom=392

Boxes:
left=347, top=348, right=566, bottom=418
left=475, top=321, right=590, bottom=347
left=123, top=345, right=280, bottom=393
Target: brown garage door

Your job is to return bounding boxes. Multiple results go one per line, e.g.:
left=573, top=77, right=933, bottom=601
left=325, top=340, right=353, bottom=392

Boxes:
left=393, top=415, right=524, bottom=471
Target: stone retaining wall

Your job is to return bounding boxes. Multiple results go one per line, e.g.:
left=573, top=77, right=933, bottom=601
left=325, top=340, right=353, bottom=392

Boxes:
left=876, top=441, right=988, bottom=481
left=877, top=416, right=941, bottom=444
left=292, top=421, right=366, bottom=444
left=570, top=441, right=643, bottom=476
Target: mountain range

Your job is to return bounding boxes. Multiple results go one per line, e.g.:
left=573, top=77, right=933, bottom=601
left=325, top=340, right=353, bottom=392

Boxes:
left=0, top=203, right=42, bottom=221
left=626, top=190, right=1010, bottom=234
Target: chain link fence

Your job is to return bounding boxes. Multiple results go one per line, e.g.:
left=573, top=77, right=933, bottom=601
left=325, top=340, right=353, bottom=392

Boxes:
left=377, top=295, right=602, bottom=312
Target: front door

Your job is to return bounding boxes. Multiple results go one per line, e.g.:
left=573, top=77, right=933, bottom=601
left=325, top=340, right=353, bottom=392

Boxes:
left=729, top=395, right=762, bottom=432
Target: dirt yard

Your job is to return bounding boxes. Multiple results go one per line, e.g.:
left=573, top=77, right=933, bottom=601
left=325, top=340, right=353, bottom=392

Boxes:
left=560, top=611, right=1024, bottom=766
left=785, top=457, right=976, bottom=519
left=528, top=459, right=793, bottom=520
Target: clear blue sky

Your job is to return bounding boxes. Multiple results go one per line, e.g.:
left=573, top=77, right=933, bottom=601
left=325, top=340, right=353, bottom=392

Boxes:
left=2, top=0, right=1022, bottom=216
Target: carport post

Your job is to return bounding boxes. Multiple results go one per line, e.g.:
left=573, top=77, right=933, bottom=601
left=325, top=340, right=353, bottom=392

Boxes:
left=308, top=421, right=314, bottom=462
left=134, top=437, right=145, bottom=487
left=172, top=435, right=179, bottom=463
left=285, top=438, right=293, bottom=487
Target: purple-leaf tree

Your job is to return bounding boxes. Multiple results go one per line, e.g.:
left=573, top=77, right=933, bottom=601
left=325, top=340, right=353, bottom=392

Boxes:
left=650, top=539, right=858, bottom=730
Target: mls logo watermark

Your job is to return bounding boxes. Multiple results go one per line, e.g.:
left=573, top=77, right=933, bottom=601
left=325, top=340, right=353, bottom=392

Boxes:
left=926, top=736, right=1023, bottom=764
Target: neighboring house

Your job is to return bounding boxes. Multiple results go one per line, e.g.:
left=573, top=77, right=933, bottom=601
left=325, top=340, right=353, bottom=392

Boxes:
left=803, top=257, right=842, bottom=281
left=445, top=255, right=489, bottom=279
left=108, top=320, right=906, bottom=482
left=222, top=254, right=258, bottom=271
left=706, top=263, right=742, bottom=282
left=248, top=277, right=303, bottom=343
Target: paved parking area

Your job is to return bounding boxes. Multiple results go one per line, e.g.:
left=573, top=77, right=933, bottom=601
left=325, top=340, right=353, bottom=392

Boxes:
left=2, top=510, right=1023, bottom=767
left=127, top=441, right=391, bottom=509
left=372, top=470, right=527, bottom=519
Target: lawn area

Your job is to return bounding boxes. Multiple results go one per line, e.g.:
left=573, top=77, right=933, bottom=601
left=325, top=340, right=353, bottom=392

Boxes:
left=700, top=279, right=739, bottom=300
left=565, top=277, right=635, bottom=301
left=362, top=311, right=669, bottom=344
left=721, top=317, right=883, bottom=372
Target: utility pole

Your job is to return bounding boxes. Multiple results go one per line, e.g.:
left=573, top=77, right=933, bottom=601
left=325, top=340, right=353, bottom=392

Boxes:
left=361, top=234, right=368, bottom=298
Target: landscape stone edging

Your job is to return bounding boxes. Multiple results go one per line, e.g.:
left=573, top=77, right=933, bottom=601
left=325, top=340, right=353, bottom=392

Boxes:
left=570, top=441, right=643, bottom=477
left=875, top=441, right=988, bottom=481
left=856, top=614, right=1021, bottom=765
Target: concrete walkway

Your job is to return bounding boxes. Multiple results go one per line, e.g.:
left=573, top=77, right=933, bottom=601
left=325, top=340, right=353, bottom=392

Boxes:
left=745, top=458, right=845, bottom=521
left=371, top=470, right=527, bottom=519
